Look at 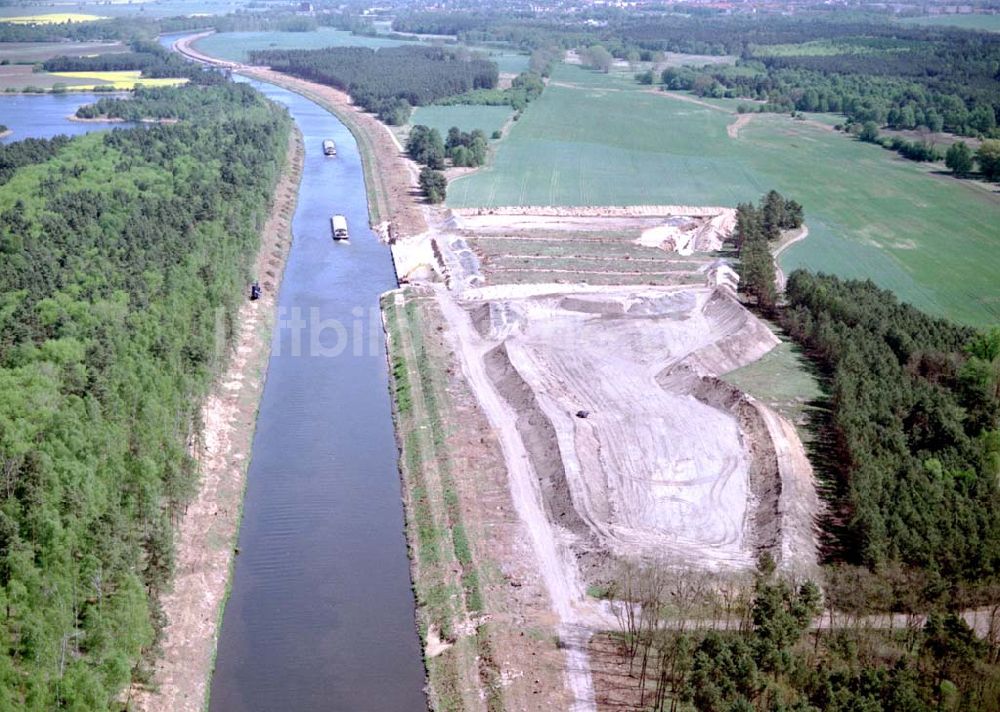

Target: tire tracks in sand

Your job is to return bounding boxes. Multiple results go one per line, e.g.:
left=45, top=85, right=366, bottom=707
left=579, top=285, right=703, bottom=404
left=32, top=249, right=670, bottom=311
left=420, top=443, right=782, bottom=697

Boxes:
left=434, top=287, right=618, bottom=712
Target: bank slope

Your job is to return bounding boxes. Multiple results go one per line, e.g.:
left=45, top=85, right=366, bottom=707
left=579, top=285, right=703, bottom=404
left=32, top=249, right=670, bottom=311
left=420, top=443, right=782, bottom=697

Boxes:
left=0, top=83, right=291, bottom=709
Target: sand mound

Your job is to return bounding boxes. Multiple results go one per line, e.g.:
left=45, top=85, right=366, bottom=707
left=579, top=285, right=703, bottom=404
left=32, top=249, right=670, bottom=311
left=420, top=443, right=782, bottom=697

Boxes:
left=637, top=210, right=737, bottom=255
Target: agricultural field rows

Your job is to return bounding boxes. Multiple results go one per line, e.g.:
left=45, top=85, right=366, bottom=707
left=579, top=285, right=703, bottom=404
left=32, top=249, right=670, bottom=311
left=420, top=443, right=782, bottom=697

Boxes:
left=448, top=65, right=1000, bottom=326
left=0, top=67, right=186, bottom=91
left=467, top=231, right=714, bottom=286
left=0, top=12, right=105, bottom=24
left=52, top=70, right=188, bottom=89
left=409, top=104, right=512, bottom=137
left=0, top=40, right=127, bottom=63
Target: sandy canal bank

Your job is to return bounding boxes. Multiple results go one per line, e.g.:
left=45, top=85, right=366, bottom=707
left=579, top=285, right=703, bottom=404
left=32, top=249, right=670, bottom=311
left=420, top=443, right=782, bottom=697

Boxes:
left=127, top=128, right=304, bottom=712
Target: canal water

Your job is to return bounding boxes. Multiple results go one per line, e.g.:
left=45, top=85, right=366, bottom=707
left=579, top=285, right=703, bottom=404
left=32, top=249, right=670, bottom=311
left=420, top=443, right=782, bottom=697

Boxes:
left=2, top=69, right=427, bottom=711
left=205, top=80, right=426, bottom=711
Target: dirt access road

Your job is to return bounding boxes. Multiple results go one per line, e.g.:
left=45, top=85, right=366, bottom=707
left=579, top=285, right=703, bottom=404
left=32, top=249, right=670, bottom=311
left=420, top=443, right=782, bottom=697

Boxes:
left=434, top=289, right=606, bottom=711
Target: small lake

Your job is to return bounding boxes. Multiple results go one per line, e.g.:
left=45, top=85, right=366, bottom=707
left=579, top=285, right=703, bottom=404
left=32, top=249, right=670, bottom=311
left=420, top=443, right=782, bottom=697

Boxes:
left=0, top=92, right=126, bottom=143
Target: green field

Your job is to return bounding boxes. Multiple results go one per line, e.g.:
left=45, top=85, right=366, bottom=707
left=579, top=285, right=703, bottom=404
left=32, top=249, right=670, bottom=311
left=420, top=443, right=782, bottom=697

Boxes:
left=448, top=64, right=1000, bottom=327
left=410, top=104, right=512, bottom=137
left=467, top=46, right=530, bottom=74
left=724, top=335, right=825, bottom=434
left=898, top=14, right=1000, bottom=32
left=191, top=29, right=531, bottom=72
left=192, top=28, right=409, bottom=62
left=0, top=41, right=127, bottom=63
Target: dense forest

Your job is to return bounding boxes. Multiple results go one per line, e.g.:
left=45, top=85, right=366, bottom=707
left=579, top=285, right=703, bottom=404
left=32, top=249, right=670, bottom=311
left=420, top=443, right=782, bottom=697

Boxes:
left=0, top=17, right=141, bottom=43
left=732, top=193, right=1000, bottom=590
left=677, top=37, right=1000, bottom=139
left=249, top=45, right=498, bottom=125
left=76, top=81, right=255, bottom=121
left=778, top=272, right=1000, bottom=584
left=0, top=135, right=71, bottom=186
left=0, top=82, right=291, bottom=709
left=390, top=10, right=986, bottom=55
left=42, top=51, right=163, bottom=73
left=734, top=191, right=803, bottom=311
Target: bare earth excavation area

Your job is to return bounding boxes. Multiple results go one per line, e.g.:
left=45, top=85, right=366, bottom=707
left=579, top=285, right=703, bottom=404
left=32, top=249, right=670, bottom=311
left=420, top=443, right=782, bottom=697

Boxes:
left=449, top=282, right=819, bottom=576
left=394, top=204, right=823, bottom=710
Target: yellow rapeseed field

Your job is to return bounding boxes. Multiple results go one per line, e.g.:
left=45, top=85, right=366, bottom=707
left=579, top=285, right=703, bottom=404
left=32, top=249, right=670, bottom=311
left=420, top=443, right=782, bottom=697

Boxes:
left=1, top=13, right=106, bottom=24
left=51, top=71, right=189, bottom=90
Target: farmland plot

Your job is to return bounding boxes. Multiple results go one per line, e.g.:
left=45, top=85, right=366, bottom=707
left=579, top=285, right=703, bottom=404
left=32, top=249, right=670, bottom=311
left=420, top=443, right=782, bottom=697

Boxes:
left=448, top=65, right=1000, bottom=326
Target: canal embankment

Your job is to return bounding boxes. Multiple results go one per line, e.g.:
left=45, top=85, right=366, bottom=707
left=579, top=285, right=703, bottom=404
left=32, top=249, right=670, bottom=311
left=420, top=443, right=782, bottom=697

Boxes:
left=173, top=31, right=426, bottom=241
left=129, top=126, right=304, bottom=712
left=150, top=35, right=429, bottom=712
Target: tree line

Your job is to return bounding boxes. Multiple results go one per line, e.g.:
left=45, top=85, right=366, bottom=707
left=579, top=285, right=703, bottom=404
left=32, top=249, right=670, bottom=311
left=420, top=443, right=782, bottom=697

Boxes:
left=76, top=79, right=257, bottom=122
left=776, top=271, right=1000, bottom=585
left=0, top=82, right=291, bottom=709
left=946, top=139, right=1000, bottom=180
left=0, top=17, right=142, bottom=43
left=434, top=70, right=545, bottom=112
left=733, top=192, right=1000, bottom=589
left=661, top=36, right=1000, bottom=141
left=249, top=46, right=498, bottom=126
left=734, top=190, right=803, bottom=312
left=406, top=122, right=495, bottom=202
left=849, top=122, right=1000, bottom=178
left=605, top=556, right=1000, bottom=711
left=0, top=135, right=72, bottom=187
left=390, top=8, right=991, bottom=61
left=44, top=40, right=222, bottom=85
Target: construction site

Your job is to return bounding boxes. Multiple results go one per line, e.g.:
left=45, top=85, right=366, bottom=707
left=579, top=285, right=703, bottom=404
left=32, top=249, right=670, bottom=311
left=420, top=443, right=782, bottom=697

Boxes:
left=384, top=201, right=823, bottom=711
